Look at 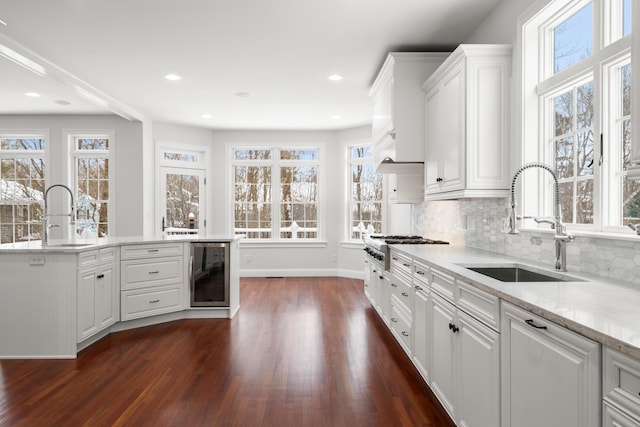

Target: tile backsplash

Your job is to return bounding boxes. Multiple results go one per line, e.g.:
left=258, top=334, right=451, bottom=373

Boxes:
left=411, top=198, right=640, bottom=286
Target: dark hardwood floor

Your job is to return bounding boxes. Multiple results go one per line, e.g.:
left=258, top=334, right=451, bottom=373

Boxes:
left=0, top=277, right=455, bottom=427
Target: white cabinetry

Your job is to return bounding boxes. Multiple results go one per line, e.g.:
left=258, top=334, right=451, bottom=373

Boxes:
left=120, top=243, right=184, bottom=321
left=412, top=260, right=430, bottom=383
left=501, top=301, right=601, bottom=427
left=428, top=270, right=501, bottom=427
left=603, top=347, right=640, bottom=426
left=422, top=44, right=512, bottom=200
left=77, top=247, right=119, bottom=342
left=370, top=52, right=448, bottom=203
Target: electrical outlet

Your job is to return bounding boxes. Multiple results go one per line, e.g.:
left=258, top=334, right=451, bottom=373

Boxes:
left=245, top=254, right=252, bottom=263
left=332, top=254, right=337, bottom=263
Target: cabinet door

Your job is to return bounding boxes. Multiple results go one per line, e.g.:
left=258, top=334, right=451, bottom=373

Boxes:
left=96, top=264, right=118, bottom=330
left=457, top=310, right=500, bottom=427
left=364, top=258, right=372, bottom=300
left=77, top=268, right=97, bottom=342
left=424, top=83, right=443, bottom=194
left=439, top=60, right=465, bottom=193
left=429, top=292, right=457, bottom=419
left=502, top=303, right=601, bottom=427
left=412, top=287, right=430, bottom=383
left=372, top=74, right=394, bottom=144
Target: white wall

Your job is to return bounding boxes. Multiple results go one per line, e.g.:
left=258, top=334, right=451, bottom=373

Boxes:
left=465, top=0, right=537, bottom=44
left=0, top=114, right=144, bottom=236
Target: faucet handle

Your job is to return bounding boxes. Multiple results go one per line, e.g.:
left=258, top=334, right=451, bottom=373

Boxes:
left=534, top=217, right=556, bottom=228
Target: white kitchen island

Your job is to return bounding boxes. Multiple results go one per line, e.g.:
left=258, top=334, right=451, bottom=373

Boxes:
left=0, top=235, right=242, bottom=359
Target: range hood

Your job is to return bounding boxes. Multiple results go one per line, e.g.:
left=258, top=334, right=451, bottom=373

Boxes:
left=376, top=157, right=424, bottom=174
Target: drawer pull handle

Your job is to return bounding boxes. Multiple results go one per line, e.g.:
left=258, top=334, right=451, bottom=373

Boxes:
left=392, top=257, right=398, bottom=261
left=149, top=299, right=160, bottom=303
left=401, top=292, right=408, bottom=297
left=415, top=285, right=423, bottom=291
left=148, top=249, right=159, bottom=253
left=391, top=283, right=398, bottom=288
left=525, top=319, right=547, bottom=329
left=372, top=269, right=377, bottom=273
left=416, top=270, right=425, bottom=275
left=96, top=274, right=104, bottom=279
left=402, top=263, right=410, bottom=267
left=391, top=318, right=398, bottom=323
left=402, top=331, right=409, bottom=337
left=448, top=322, right=459, bottom=333
left=148, top=271, right=160, bottom=274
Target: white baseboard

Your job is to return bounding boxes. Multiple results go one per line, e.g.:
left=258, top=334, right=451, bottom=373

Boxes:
left=240, top=268, right=363, bottom=280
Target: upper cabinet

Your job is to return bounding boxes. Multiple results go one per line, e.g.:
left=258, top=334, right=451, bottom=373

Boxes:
left=370, top=53, right=449, bottom=173
left=422, top=45, right=512, bottom=200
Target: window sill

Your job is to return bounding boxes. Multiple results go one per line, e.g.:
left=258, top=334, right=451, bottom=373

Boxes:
left=519, top=226, right=640, bottom=242
left=341, top=241, right=365, bottom=249
left=239, top=240, right=328, bottom=249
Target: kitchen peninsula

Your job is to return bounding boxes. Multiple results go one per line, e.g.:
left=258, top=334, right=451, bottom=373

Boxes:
left=0, top=235, right=242, bottom=359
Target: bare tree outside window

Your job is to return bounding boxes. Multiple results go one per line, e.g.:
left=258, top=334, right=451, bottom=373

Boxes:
left=73, top=137, right=110, bottom=237
left=552, top=82, right=594, bottom=224
left=349, top=145, right=382, bottom=239
left=232, top=147, right=319, bottom=240
left=0, top=137, right=45, bottom=244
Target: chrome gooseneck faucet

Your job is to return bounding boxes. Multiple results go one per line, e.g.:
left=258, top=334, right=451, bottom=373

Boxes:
left=508, top=162, right=574, bottom=272
left=42, top=184, right=75, bottom=246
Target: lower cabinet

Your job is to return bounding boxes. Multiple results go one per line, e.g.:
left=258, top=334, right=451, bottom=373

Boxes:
left=603, top=347, right=640, bottom=426
left=429, top=291, right=457, bottom=418
left=77, top=248, right=119, bottom=342
left=120, top=243, right=185, bottom=321
left=412, top=284, right=430, bottom=383
left=501, top=301, right=601, bottom=427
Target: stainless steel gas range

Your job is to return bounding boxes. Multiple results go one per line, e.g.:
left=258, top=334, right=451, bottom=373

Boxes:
left=363, top=234, right=449, bottom=271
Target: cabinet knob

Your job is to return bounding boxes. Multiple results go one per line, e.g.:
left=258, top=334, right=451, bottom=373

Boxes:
left=391, top=283, right=398, bottom=287
left=448, top=322, right=459, bottom=333
left=391, top=318, right=398, bottom=323
left=436, top=177, right=443, bottom=182
left=401, top=292, right=409, bottom=297
left=379, top=276, right=384, bottom=280
left=96, top=274, right=104, bottom=279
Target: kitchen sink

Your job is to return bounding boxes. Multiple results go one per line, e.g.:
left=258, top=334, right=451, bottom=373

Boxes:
left=457, top=264, right=584, bottom=283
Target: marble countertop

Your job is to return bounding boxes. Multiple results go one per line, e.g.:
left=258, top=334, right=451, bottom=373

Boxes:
left=0, top=235, right=244, bottom=253
left=393, top=245, right=640, bottom=360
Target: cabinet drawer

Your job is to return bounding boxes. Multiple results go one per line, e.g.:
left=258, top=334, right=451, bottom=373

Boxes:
left=456, top=279, right=500, bottom=332
left=99, top=247, right=117, bottom=265
left=390, top=252, right=413, bottom=278
left=390, top=274, right=412, bottom=314
left=431, top=267, right=455, bottom=303
left=604, top=347, right=640, bottom=417
left=413, top=261, right=430, bottom=288
left=390, top=303, right=412, bottom=353
left=120, top=243, right=184, bottom=260
left=78, top=250, right=99, bottom=269
left=121, top=285, right=182, bottom=321
left=121, top=257, right=183, bottom=290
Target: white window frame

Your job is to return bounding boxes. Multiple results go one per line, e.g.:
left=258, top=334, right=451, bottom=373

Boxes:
left=65, top=130, right=115, bottom=237
left=0, top=131, right=48, bottom=243
left=227, top=142, right=326, bottom=247
left=518, top=0, right=632, bottom=234
left=345, top=142, right=383, bottom=242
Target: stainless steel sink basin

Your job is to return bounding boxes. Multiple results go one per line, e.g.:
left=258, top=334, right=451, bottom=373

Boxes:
left=458, top=264, right=584, bottom=283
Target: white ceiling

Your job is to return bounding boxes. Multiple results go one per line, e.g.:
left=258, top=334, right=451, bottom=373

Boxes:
left=0, top=0, right=501, bottom=130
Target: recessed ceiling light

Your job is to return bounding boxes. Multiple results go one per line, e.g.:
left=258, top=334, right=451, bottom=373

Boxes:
left=202, top=114, right=212, bottom=119
left=24, top=92, right=40, bottom=97
left=235, top=92, right=251, bottom=98
left=328, top=74, right=343, bottom=81
left=54, top=99, right=71, bottom=105
left=0, top=19, right=7, bottom=26
left=331, top=115, right=342, bottom=120
left=164, top=74, right=182, bottom=81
